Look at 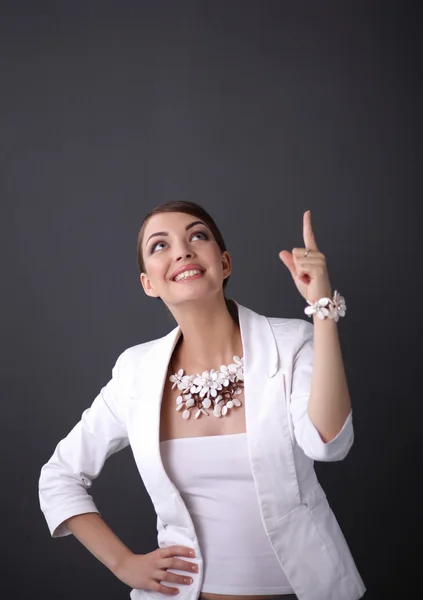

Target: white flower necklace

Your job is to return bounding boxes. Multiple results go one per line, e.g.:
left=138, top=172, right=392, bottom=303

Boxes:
left=169, top=355, right=244, bottom=420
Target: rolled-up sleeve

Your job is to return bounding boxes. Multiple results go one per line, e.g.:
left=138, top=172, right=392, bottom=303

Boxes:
left=38, top=354, right=130, bottom=538
left=289, top=319, right=354, bottom=462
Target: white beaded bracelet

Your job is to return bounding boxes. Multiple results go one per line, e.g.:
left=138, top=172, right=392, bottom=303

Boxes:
left=304, top=290, right=346, bottom=322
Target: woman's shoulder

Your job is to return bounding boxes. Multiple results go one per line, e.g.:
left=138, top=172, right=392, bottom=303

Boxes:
left=108, top=329, right=177, bottom=395
left=115, top=326, right=179, bottom=369
left=266, top=314, right=314, bottom=347
left=236, top=300, right=313, bottom=346
left=118, top=330, right=173, bottom=362
left=267, top=314, right=312, bottom=331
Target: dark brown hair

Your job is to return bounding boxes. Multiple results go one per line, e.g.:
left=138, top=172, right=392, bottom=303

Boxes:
left=137, top=200, right=230, bottom=290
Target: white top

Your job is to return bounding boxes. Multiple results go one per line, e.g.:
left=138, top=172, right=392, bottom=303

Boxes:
left=160, top=433, right=294, bottom=595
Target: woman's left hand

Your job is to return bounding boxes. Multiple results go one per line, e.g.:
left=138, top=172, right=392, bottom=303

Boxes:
left=279, top=210, right=333, bottom=305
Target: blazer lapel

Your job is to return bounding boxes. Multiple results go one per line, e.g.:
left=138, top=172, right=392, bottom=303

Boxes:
left=126, top=325, right=182, bottom=504
left=235, top=301, right=302, bottom=512
left=235, top=301, right=280, bottom=431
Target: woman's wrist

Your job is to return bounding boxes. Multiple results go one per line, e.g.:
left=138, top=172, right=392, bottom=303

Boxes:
left=110, top=547, right=136, bottom=578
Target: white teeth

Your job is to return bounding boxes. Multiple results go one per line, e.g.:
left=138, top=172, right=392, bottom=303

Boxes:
left=174, top=269, right=203, bottom=282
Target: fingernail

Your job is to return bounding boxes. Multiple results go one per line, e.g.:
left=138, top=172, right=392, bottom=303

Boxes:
left=189, top=550, right=195, bottom=557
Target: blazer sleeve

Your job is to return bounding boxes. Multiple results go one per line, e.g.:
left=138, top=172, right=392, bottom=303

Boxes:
left=289, top=319, right=354, bottom=462
left=38, top=352, right=130, bottom=538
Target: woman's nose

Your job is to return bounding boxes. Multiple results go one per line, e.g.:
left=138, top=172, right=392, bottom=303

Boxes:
left=174, top=241, right=195, bottom=261
left=176, top=249, right=194, bottom=261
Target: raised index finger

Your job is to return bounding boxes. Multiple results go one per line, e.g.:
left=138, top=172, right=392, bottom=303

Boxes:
left=303, top=210, right=319, bottom=252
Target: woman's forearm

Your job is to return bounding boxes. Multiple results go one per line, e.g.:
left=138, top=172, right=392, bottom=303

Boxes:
left=307, top=316, right=352, bottom=442
left=64, top=512, right=133, bottom=576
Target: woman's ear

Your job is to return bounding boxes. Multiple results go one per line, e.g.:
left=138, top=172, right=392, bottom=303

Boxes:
left=222, top=251, right=232, bottom=280
left=140, top=272, right=160, bottom=298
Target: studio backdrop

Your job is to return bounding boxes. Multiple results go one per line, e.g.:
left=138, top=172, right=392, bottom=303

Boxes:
left=1, top=2, right=420, bottom=599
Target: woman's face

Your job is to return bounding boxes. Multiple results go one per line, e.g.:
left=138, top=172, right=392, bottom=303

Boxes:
left=140, top=211, right=231, bottom=307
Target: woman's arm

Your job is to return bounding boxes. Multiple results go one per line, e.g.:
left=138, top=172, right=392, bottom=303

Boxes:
left=280, top=212, right=354, bottom=460
left=64, top=512, right=133, bottom=576
left=307, top=316, right=351, bottom=442
left=289, top=319, right=353, bottom=462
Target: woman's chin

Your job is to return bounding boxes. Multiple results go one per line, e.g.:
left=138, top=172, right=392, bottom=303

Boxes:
left=167, top=285, right=219, bottom=306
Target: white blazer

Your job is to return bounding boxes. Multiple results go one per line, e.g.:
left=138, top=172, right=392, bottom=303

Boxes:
left=39, top=302, right=366, bottom=600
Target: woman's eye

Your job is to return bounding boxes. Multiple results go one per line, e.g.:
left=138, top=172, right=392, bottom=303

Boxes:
left=192, top=231, right=208, bottom=241
left=151, top=241, right=166, bottom=253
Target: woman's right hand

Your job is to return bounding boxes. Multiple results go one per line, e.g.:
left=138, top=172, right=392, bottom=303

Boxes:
left=114, top=546, right=198, bottom=595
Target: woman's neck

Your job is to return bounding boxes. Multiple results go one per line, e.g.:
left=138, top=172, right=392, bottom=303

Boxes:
left=171, top=297, right=242, bottom=372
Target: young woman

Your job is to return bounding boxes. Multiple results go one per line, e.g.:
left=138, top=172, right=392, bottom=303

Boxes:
left=39, top=201, right=366, bottom=600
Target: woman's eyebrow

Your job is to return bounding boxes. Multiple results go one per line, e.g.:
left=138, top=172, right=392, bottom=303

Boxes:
left=145, top=220, right=206, bottom=245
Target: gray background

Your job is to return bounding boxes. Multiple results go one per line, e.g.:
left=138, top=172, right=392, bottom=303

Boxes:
left=1, top=1, right=421, bottom=598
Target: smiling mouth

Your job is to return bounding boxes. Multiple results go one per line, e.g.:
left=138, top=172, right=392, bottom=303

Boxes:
left=172, top=269, right=205, bottom=282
